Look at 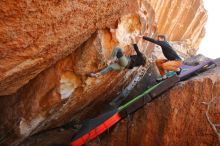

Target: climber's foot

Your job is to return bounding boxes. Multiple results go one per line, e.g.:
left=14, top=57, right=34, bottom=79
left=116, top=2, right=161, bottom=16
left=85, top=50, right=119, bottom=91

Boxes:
left=90, top=73, right=100, bottom=78
left=176, top=68, right=182, bottom=75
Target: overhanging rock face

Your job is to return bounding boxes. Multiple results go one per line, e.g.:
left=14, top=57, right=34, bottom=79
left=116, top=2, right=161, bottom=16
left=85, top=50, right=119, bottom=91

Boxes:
left=0, top=0, right=208, bottom=145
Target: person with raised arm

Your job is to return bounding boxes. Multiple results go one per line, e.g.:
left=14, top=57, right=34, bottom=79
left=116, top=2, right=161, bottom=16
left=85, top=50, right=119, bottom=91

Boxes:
left=90, top=36, right=146, bottom=78
left=140, top=35, right=183, bottom=80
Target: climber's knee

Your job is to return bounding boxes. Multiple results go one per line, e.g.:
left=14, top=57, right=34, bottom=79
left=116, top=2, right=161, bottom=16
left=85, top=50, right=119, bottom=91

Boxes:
left=116, top=48, right=123, bottom=58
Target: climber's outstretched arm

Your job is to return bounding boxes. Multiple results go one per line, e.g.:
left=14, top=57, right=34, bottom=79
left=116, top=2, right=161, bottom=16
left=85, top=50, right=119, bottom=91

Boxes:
left=143, top=36, right=161, bottom=46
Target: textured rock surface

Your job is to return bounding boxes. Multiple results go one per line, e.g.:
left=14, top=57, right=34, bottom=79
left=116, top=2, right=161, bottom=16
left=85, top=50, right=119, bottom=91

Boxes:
left=148, top=0, right=207, bottom=49
left=0, top=0, right=130, bottom=96
left=21, top=60, right=220, bottom=146
left=0, top=0, right=207, bottom=96
left=94, top=59, right=220, bottom=146
left=0, top=0, right=208, bottom=146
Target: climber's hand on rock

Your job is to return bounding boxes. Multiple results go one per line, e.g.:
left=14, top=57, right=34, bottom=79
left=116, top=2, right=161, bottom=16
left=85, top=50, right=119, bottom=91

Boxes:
left=138, top=35, right=144, bottom=39
left=134, top=36, right=139, bottom=43
left=130, top=36, right=138, bottom=44
left=129, top=36, right=134, bottom=44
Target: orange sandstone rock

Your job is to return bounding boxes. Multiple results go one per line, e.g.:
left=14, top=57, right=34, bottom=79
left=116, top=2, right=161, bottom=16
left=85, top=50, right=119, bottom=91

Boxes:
left=0, top=0, right=208, bottom=146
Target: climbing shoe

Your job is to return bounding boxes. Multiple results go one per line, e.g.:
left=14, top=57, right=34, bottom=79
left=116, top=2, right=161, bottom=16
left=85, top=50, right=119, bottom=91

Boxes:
left=176, top=68, right=182, bottom=75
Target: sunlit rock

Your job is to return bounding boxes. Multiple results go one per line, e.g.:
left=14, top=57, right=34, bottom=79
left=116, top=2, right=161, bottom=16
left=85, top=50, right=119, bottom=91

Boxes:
left=0, top=0, right=208, bottom=145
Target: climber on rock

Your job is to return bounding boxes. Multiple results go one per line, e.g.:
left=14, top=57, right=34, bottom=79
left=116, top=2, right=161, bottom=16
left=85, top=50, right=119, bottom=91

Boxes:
left=90, top=36, right=146, bottom=78
left=140, top=34, right=183, bottom=80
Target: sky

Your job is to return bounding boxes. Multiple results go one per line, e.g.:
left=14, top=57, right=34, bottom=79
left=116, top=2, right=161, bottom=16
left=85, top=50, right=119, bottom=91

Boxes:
left=198, top=1, right=220, bottom=59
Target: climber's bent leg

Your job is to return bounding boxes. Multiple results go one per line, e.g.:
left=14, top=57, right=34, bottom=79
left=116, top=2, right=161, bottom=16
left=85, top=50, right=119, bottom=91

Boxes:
left=100, top=63, right=122, bottom=74
left=111, top=47, right=123, bottom=59
left=90, top=63, right=123, bottom=77
left=156, top=59, right=168, bottom=76
left=118, top=55, right=130, bottom=67
left=162, top=60, right=183, bottom=73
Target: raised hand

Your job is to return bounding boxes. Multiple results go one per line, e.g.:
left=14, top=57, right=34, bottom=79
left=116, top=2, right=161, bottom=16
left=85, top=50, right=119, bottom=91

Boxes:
left=129, top=36, right=134, bottom=44
left=130, top=36, right=138, bottom=44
